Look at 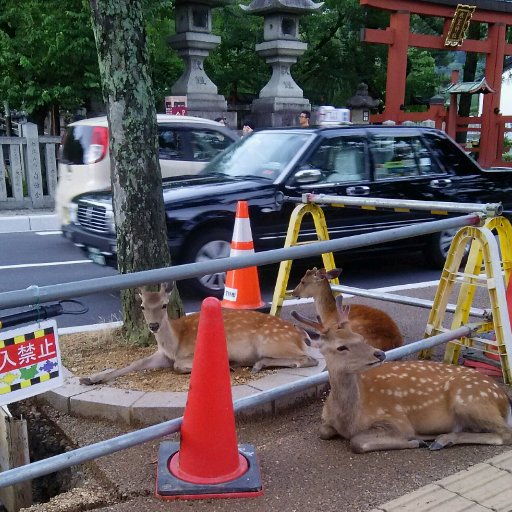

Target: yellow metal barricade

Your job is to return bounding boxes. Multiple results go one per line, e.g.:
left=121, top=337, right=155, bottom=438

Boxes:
left=269, top=203, right=338, bottom=316
left=421, top=217, right=512, bottom=383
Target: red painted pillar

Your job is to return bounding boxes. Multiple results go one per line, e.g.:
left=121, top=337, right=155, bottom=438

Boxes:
left=383, top=11, right=410, bottom=123
left=480, top=23, right=506, bottom=168
left=446, top=70, right=459, bottom=140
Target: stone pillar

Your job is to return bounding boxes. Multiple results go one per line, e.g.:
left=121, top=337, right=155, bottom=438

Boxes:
left=242, top=0, right=323, bottom=127
left=169, top=0, right=235, bottom=125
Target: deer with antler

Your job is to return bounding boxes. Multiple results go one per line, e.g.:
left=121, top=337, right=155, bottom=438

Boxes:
left=292, top=267, right=403, bottom=351
left=292, top=296, right=512, bottom=452
left=79, top=282, right=318, bottom=385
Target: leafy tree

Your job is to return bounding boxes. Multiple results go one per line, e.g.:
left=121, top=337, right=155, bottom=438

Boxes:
left=0, top=0, right=101, bottom=132
left=89, top=0, right=184, bottom=345
left=405, top=48, right=441, bottom=110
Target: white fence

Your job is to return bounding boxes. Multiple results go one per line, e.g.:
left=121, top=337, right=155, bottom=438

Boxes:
left=0, top=123, right=60, bottom=210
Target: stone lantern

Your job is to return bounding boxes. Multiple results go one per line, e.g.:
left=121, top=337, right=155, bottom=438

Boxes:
left=242, top=0, right=323, bottom=127
left=346, top=83, right=380, bottom=124
left=169, top=0, right=234, bottom=123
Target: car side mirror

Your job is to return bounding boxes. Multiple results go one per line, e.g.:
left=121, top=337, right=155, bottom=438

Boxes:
left=293, top=168, right=322, bottom=184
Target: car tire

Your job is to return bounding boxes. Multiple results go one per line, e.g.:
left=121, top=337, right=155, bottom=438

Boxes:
left=182, top=228, right=232, bottom=298
left=424, top=229, right=470, bottom=269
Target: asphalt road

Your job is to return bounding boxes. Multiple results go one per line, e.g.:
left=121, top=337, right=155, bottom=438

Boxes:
left=0, top=230, right=442, bottom=328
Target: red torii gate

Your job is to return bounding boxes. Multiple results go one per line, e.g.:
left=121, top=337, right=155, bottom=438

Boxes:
left=361, top=0, right=512, bottom=168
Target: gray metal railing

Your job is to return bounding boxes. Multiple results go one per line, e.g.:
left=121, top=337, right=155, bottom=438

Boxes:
left=0, top=213, right=481, bottom=309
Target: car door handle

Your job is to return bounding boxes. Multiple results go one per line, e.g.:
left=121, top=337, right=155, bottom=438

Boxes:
left=345, top=186, right=370, bottom=196
left=429, top=178, right=452, bottom=188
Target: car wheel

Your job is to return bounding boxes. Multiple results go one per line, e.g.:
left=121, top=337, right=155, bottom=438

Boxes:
left=183, top=228, right=232, bottom=298
left=424, top=229, right=470, bottom=269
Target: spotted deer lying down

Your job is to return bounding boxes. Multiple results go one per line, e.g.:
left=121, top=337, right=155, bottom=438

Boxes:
left=79, top=282, right=317, bottom=385
left=292, top=267, right=403, bottom=351
left=292, top=296, right=512, bottom=453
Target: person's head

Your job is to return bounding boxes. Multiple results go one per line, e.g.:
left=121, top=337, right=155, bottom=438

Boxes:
left=242, top=117, right=255, bottom=136
left=215, top=116, right=227, bottom=125
left=299, top=110, right=311, bottom=127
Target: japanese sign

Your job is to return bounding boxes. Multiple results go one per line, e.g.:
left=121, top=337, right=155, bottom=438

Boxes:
left=0, top=320, right=62, bottom=405
left=165, top=96, right=188, bottom=116
left=445, top=4, right=476, bottom=47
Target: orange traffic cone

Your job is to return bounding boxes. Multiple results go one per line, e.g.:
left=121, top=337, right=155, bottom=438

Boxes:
left=156, top=297, right=263, bottom=500
left=221, top=201, right=265, bottom=310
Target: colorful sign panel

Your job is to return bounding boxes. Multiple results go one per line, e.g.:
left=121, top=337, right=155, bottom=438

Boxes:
left=0, top=320, right=63, bottom=405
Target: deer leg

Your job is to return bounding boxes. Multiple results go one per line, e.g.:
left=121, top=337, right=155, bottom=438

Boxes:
left=251, top=355, right=318, bottom=372
left=429, top=431, right=510, bottom=450
left=350, top=430, right=427, bottom=453
left=79, top=350, right=173, bottom=385
left=173, top=358, right=193, bottom=374
left=319, top=423, right=339, bottom=440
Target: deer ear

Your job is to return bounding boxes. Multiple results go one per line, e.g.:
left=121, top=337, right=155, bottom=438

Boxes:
left=335, top=295, right=351, bottom=325
left=324, top=268, right=342, bottom=280
left=161, top=282, right=174, bottom=294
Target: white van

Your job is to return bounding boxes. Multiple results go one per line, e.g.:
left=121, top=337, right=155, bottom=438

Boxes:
left=55, top=114, right=238, bottom=224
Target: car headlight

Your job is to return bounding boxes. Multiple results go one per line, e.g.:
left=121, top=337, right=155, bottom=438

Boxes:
left=67, top=203, right=78, bottom=224
left=105, top=210, right=116, bottom=234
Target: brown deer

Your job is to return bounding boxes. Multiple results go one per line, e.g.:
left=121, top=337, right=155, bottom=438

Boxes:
left=292, top=296, right=512, bottom=453
left=79, top=282, right=318, bottom=385
left=292, top=267, right=403, bottom=351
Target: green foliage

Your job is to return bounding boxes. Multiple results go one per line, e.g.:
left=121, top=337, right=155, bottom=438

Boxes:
left=0, top=0, right=101, bottom=117
left=404, top=48, right=440, bottom=109
left=208, top=5, right=268, bottom=99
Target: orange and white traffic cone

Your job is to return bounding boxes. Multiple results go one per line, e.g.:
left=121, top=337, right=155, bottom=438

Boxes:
left=155, top=297, right=263, bottom=500
left=221, top=201, right=265, bottom=310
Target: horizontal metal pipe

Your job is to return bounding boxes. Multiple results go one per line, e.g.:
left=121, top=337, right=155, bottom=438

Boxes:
left=330, top=285, right=487, bottom=318
left=385, top=326, right=474, bottom=360
left=298, top=194, right=503, bottom=217
left=0, top=325, right=474, bottom=489
left=0, top=214, right=479, bottom=309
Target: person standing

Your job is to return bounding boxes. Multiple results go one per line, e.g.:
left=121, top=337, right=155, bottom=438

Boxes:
left=299, top=110, right=310, bottom=127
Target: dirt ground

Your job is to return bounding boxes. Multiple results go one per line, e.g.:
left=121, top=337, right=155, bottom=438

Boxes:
left=59, top=328, right=277, bottom=392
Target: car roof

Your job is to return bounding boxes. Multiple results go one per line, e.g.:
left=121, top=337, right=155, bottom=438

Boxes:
left=68, top=114, right=225, bottom=128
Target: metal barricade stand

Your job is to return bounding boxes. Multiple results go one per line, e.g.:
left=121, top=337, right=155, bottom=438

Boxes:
left=422, top=216, right=512, bottom=383
left=271, top=194, right=512, bottom=383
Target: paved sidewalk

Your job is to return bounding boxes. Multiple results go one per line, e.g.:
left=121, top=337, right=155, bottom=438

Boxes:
left=0, top=209, right=60, bottom=233
left=3, top=209, right=512, bottom=511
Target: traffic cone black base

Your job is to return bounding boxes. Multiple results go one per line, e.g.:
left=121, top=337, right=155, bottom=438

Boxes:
left=156, top=441, right=263, bottom=500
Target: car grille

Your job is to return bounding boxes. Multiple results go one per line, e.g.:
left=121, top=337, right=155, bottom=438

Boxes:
left=77, top=202, right=109, bottom=233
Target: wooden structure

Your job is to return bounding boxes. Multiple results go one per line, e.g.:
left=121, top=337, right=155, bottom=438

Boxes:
left=361, top=0, right=512, bottom=168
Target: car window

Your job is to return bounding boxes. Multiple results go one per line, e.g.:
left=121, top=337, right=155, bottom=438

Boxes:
left=369, top=134, right=443, bottom=180
left=189, top=129, right=233, bottom=161
left=158, top=127, right=186, bottom=160
left=306, top=136, right=367, bottom=183
left=422, top=132, right=483, bottom=175
left=201, top=132, right=311, bottom=179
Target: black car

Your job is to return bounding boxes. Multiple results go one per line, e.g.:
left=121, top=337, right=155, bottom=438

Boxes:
left=62, top=125, right=512, bottom=297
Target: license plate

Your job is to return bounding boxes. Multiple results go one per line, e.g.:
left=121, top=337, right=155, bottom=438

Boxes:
left=87, top=247, right=106, bottom=266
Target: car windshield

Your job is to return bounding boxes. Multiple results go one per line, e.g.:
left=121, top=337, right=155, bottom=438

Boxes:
left=199, top=131, right=312, bottom=180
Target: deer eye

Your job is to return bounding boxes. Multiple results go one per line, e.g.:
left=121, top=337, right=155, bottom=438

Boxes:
left=140, top=306, right=145, bottom=310
left=162, top=305, right=167, bottom=309
left=337, top=345, right=348, bottom=352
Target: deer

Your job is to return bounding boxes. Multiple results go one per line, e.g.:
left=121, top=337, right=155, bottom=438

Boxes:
left=292, top=295, right=512, bottom=453
left=292, top=267, right=403, bottom=351
left=79, top=282, right=318, bottom=385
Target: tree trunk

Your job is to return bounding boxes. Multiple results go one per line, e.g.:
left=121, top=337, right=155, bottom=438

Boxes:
left=89, top=0, right=184, bottom=345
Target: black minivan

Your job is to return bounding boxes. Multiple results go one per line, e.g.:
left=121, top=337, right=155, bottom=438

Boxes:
left=62, top=125, right=512, bottom=297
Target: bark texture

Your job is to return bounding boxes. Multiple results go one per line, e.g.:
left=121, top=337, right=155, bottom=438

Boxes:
left=89, top=0, right=184, bottom=344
